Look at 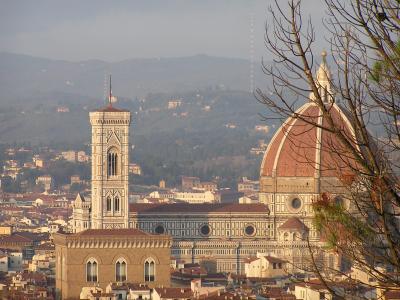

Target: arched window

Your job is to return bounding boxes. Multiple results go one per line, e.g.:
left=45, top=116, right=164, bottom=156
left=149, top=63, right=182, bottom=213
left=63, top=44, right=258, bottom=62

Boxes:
left=115, top=259, right=127, bottom=282
left=106, top=196, right=112, bottom=212
left=114, top=196, right=120, bottom=212
left=86, top=259, right=98, bottom=282
left=144, top=259, right=155, bottom=282
left=107, top=148, right=118, bottom=177
left=283, top=232, right=289, bottom=241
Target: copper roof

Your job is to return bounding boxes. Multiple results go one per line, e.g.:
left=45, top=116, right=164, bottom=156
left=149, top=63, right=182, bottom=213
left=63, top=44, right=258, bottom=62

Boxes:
left=279, top=217, right=308, bottom=231
left=129, top=203, right=269, bottom=214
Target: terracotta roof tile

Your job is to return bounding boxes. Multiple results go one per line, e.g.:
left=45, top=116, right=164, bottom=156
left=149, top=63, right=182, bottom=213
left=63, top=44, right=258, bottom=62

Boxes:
left=96, top=105, right=129, bottom=112
left=279, top=217, right=308, bottom=231
left=260, top=102, right=356, bottom=178
left=75, top=228, right=150, bottom=237
left=264, top=256, right=286, bottom=264
left=154, top=287, right=193, bottom=299
left=129, top=203, right=269, bottom=214
left=244, top=257, right=259, bottom=263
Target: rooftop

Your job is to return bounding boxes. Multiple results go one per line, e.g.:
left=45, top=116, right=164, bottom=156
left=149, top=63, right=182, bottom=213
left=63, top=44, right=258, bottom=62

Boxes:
left=129, top=203, right=269, bottom=214
left=74, top=228, right=150, bottom=237
left=95, top=105, right=129, bottom=113
left=279, top=217, right=308, bottom=231
left=154, top=287, right=193, bottom=299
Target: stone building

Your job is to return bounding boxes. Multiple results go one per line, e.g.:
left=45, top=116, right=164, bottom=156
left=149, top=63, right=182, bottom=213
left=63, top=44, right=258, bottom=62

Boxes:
left=54, top=228, right=171, bottom=299
left=71, top=55, right=355, bottom=275
left=89, top=105, right=131, bottom=230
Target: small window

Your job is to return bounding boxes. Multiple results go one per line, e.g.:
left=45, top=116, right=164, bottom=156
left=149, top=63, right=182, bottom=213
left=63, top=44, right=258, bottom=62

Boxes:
left=283, top=232, right=289, bottom=241
left=115, top=259, right=127, bottom=282
left=291, top=198, right=301, bottom=209
left=114, top=196, right=120, bottom=212
left=144, top=259, right=155, bottom=282
left=200, top=224, right=211, bottom=236
left=245, top=225, right=255, bottom=236
left=86, top=259, right=98, bottom=282
left=154, top=225, right=165, bottom=234
left=106, top=196, right=112, bottom=211
left=107, top=148, right=118, bottom=177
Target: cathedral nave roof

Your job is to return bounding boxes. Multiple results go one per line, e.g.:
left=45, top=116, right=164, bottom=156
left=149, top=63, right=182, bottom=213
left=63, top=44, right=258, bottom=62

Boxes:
left=129, top=203, right=269, bottom=214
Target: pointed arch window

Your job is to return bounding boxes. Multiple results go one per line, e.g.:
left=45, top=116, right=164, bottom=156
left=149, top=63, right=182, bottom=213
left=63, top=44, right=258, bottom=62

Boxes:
left=144, top=259, right=155, bottom=282
left=106, top=196, right=112, bottom=212
left=114, top=196, right=120, bottom=212
left=107, top=148, right=118, bottom=177
left=115, top=259, right=127, bottom=282
left=86, top=259, right=98, bottom=282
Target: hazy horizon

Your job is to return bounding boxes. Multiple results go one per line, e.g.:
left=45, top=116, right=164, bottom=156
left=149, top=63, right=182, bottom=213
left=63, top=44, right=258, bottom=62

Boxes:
left=1, top=0, right=328, bottom=62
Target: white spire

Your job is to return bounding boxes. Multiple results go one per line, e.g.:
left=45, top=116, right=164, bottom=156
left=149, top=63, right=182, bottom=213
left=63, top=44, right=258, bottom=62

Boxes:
left=309, top=50, right=335, bottom=103
left=316, top=50, right=331, bottom=84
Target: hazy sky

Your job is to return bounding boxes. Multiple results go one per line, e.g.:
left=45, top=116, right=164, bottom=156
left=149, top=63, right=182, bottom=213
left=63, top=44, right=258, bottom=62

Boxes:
left=0, top=1, right=328, bottom=62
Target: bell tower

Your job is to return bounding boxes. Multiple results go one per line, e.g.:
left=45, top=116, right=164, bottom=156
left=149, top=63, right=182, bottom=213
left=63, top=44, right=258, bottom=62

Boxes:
left=89, top=77, right=131, bottom=229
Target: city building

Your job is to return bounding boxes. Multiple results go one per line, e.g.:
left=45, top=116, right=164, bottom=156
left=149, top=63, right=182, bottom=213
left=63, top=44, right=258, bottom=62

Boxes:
left=173, top=190, right=216, bottom=203
left=70, top=175, right=82, bottom=185
left=244, top=252, right=287, bottom=278
left=33, top=156, right=46, bottom=168
left=194, top=181, right=218, bottom=192
left=159, top=180, right=166, bottom=189
left=167, top=99, right=182, bottom=109
left=35, top=175, right=53, bottom=192
left=181, top=176, right=200, bottom=190
left=54, top=228, right=172, bottom=299
left=254, top=125, right=270, bottom=133
left=77, top=151, right=90, bottom=162
left=71, top=56, right=356, bottom=275
left=258, top=52, right=356, bottom=271
left=57, top=106, right=70, bottom=113
left=3, top=160, right=21, bottom=179
left=237, top=177, right=259, bottom=193
left=60, top=150, right=77, bottom=162
left=129, top=163, right=142, bottom=175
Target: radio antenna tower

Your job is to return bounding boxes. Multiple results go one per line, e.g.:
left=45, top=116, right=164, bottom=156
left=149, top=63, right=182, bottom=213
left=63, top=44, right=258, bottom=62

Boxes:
left=108, top=75, right=112, bottom=107
left=103, top=72, right=108, bottom=105
left=249, top=13, right=255, bottom=94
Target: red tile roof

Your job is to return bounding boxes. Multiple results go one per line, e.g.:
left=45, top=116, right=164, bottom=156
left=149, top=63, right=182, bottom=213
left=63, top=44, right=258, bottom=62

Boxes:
left=385, top=290, right=400, bottom=300
left=129, top=203, right=269, bottom=214
left=260, top=102, right=357, bottom=178
left=264, top=256, right=286, bottom=264
left=75, top=228, right=150, bottom=237
left=279, top=217, right=308, bottom=231
left=154, top=287, right=193, bottom=299
left=244, top=257, right=259, bottom=263
left=96, top=105, right=129, bottom=112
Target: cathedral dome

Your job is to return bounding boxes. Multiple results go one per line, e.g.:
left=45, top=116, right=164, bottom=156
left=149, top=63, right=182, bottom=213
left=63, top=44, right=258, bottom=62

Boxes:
left=260, top=55, right=357, bottom=180
left=260, top=101, right=356, bottom=179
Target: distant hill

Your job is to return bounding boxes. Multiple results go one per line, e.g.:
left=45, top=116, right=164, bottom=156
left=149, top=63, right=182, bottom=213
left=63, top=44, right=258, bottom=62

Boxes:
left=0, top=52, right=276, bottom=146
left=0, top=52, right=267, bottom=101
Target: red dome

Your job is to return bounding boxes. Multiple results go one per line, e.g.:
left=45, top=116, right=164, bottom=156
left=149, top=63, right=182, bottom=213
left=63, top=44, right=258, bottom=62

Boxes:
left=260, top=102, right=357, bottom=178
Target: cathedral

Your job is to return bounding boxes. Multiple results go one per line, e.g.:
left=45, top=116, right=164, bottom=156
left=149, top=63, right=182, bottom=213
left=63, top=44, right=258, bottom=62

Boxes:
left=72, top=54, right=354, bottom=274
